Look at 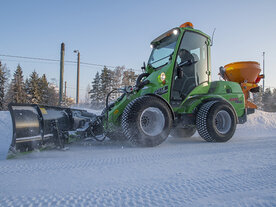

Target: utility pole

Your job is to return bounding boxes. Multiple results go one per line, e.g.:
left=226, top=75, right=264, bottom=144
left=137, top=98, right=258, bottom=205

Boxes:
left=263, top=52, right=265, bottom=92
left=64, top=81, right=67, bottom=97
left=59, top=43, right=65, bottom=106
left=64, top=81, right=67, bottom=105
left=74, top=50, right=80, bottom=105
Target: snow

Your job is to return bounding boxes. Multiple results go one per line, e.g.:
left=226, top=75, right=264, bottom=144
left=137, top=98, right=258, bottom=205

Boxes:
left=0, top=111, right=12, bottom=160
left=71, top=107, right=102, bottom=115
left=236, top=110, right=276, bottom=137
left=0, top=110, right=275, bottom=206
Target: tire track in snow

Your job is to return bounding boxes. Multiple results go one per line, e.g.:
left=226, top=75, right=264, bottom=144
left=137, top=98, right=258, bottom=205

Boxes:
left=0, top=137, right=275, bottom=176
left=0, top=166, right=275, bottom=207
left=0, top=136, right=275, bottom=206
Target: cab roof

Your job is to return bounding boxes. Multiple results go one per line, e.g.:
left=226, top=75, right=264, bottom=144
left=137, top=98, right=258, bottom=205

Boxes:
left=151, top=22, right=211, bottom=45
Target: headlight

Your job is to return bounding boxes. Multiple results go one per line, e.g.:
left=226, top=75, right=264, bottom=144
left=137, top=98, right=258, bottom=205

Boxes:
left=160, top=72, right=166, bottom=81
left=173, top=29, right=178, bottom=35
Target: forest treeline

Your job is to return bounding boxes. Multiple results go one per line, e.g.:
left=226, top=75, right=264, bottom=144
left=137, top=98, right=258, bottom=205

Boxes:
left=0, top=62, right=138, bottom=110
left=0, top=62, right=70, bottom=110
left=251, top=86, right=276, bottom=112
left=88, top=66, right=138, bottom=108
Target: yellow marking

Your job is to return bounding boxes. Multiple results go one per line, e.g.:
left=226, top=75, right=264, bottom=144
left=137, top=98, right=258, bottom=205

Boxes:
left=114, top=109, right=119, bottom=115
left=16, top=138, right=42, bottom=143
left=40, top=108, right=47, bottom=114
left=16, top=122, right=39, bottom=128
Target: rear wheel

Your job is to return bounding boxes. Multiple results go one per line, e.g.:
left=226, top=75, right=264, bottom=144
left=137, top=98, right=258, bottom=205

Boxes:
left=122, top=95, right=172, bottom=147
left=170, top=126, right=196, bottom=138
left=196, top=101, right=237, bottom=142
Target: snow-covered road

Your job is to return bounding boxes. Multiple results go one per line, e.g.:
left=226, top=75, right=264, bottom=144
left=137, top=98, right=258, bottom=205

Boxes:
left=0, top=110, right=275, bottom=206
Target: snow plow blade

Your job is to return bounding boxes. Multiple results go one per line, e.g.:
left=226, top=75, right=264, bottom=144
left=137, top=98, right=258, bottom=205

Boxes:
left=8, top=103, right=96, bottom=151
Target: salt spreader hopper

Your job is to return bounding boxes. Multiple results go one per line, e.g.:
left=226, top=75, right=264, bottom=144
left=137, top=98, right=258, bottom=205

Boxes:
left=220, top=61, right=264, bottom=110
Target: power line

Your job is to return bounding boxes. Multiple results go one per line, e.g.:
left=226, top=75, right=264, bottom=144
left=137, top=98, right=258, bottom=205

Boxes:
left=0, top=54, right=140, bottom=72
left=0, top=54, right=141, bottom=72
left=0, top=58, right=104, bottom=69
left=0, top=54, right=59, bottom=62
left=0, top=58, right=63, bottom=65
left=0, top=58, right=98, bottom=69
left=0, top=54, right=115, bottom=69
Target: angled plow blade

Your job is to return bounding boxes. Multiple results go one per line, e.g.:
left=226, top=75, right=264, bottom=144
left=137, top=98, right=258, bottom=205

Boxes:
left=9, top=104, right=44, bottom=151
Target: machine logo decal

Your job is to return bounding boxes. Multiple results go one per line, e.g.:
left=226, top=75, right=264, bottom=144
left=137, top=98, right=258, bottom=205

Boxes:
left=229, top=98, right=242, bottom=104
left=154, top=86, right=168, bottom=95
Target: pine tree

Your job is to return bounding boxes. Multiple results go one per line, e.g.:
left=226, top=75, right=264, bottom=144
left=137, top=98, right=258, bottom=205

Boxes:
left=262, top=88, right=273, bottom=112
left=5, top=64, right=27, bottom=104
left=39, top=74, right=49, bottom=105
left=271, top=88, right=276, bottom=112
left=100, top=66, right=114, bottom=102
left=0, top=61, right=7, bottom=110
left=26, top=71, right=41, bottom=104
left=89, top=71, right=102, bottom=105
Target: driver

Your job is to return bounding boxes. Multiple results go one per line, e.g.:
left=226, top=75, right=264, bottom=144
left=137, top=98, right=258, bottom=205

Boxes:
left=178, top=49, right=194, bottom=65
left=178, top=49, right=195, bottom=77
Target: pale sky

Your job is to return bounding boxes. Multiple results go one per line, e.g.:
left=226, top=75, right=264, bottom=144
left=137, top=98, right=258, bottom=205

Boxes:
left=1, top=0, right=275, bottom=101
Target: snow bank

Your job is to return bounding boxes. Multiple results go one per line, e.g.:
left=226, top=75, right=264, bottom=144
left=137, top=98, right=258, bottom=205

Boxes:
left=0, top=111, right=12, bottom=160
left=235, top=110, right=276, bottom=138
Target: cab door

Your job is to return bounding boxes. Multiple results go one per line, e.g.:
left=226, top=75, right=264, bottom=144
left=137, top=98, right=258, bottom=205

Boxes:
left=171, top=31, right=209, bottom=106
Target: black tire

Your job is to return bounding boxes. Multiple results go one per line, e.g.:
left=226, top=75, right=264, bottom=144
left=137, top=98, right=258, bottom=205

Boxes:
left=196, top=101, right=237, bottom=142
left=122, top=95, right=172, bottom=147
left=170, top=127, right=196, bottom=138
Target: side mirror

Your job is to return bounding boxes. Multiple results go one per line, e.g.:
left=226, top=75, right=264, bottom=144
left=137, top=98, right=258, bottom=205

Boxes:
left=141, top=61, right=146, bottom=71
left=177, top=67, right=184, bottom=79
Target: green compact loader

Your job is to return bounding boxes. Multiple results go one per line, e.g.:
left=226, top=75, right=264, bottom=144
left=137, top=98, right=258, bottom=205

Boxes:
left=8, top=22, right=261, bottom=151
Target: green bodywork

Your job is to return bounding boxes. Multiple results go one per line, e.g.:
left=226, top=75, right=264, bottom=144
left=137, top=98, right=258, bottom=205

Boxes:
left=105, top=26, right=245, bottom=130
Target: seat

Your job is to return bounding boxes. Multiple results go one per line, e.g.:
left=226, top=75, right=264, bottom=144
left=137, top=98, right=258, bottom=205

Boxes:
left=172, top=49, right=197, bottom=101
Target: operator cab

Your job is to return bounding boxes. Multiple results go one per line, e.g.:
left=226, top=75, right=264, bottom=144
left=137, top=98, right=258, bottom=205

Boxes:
left=147, top=22, right=210, bottom=107
left=171, top=29, right=209, bottom=106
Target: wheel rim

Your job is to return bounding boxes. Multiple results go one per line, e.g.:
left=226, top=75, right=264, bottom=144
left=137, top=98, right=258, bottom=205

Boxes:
left=215, top=110, right=232, bottom=134
left=140, top=107, right=165, bottom=136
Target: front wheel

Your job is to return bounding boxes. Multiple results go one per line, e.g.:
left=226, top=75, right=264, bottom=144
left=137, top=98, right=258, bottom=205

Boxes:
left=196, top=101, right=237, bottom=142
left=122, top=95, right=172, bottom=147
